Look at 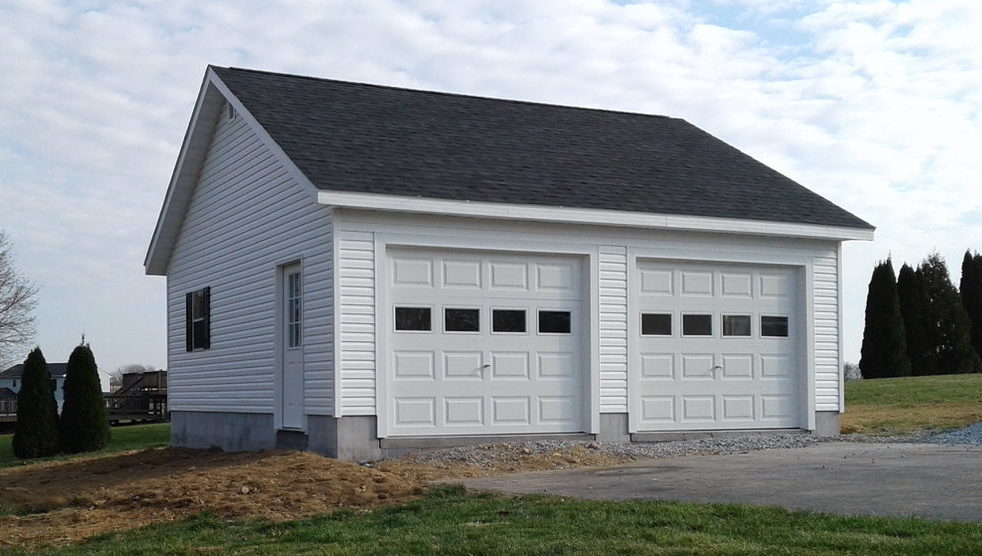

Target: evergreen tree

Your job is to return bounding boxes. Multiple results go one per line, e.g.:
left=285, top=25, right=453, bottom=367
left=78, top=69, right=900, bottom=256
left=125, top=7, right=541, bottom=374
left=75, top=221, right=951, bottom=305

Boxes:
left=58, top=343, right=111, bottom=453
left=12, top=347, right=59, bottom=458
left=898, top=263, right=935, bottom=375
left=859, top=259, right=910, bottom=378
left=960, top=250, right=982, bottom=361
left=918, top=253, right=981, bottom=374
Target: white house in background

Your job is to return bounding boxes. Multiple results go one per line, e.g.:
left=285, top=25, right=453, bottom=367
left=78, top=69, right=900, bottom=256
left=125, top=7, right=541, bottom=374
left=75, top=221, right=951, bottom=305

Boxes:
left=145, top=66, right=874, bottom=461
left=0, top=362, right=68, bottom=411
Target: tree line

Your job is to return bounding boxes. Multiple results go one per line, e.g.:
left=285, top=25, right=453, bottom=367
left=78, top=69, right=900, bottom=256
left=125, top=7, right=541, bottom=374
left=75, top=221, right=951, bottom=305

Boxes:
left=13, top=343, right=111, bottom=459
left=860, top=251, right=982, bottom=379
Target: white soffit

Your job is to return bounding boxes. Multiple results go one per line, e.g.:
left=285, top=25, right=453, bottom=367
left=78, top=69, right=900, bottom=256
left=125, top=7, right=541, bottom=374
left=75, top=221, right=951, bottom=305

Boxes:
left=318, top=191, right=875, bottom=242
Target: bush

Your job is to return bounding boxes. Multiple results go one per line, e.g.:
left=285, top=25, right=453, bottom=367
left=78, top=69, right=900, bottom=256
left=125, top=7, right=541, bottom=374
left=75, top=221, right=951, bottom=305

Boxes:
left=58, top=343, right=111, bottom=453
left=12, top=347, right=59, bottom=459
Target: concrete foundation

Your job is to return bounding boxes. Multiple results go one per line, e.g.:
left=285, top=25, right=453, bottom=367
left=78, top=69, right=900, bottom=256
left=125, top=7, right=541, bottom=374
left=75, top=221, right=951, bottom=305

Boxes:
left=171, top=410, right=839, bottom=461
left=379, top=433, right=593, bottom=458
left=171, top=411, right=276, bottom=452
left=597, top=413, right=630, bottom=442
left=813, top=411, right=841, bottom=437
left=308, top=415, right=383, bottom=461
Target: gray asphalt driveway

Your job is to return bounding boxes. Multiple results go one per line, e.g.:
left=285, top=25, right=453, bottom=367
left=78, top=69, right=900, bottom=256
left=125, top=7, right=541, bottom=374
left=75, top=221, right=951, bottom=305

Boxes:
left=459, top=442, right=982, bottom=522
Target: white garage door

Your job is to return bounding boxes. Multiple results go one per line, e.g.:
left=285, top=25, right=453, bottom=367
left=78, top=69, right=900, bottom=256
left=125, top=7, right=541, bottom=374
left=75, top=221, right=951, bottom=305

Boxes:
left=634, top=260, right=801, bottom=431
left=386, top=248, right=585, bottom=437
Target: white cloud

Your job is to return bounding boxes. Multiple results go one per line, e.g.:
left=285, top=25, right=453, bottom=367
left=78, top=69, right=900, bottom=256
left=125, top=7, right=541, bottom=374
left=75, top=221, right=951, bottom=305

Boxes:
left=0, top=0, right=980, bottom=372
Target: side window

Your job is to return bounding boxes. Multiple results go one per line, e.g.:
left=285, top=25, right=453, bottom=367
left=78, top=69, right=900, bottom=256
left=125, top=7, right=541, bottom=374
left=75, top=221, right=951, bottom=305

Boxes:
left=395, top=307, right=432, bottom=331
left=185, top=286, right=211, bottom=351
left=761, top=316, right=789, bottom=337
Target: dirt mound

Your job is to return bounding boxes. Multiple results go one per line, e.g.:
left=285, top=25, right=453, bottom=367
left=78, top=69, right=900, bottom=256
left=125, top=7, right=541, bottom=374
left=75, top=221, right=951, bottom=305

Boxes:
left=0, top=448, right=424, bottom=549
left=0, top=443, right=632, bottom=549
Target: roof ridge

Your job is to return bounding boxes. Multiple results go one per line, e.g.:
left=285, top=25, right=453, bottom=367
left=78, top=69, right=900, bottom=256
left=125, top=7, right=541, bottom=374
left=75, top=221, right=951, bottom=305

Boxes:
left=216, top=65, right=676, bottom=122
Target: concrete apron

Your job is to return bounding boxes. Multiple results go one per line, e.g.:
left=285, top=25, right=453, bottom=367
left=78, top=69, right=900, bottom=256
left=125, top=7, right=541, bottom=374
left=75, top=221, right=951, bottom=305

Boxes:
left=457, top=442, right=982, bottom=522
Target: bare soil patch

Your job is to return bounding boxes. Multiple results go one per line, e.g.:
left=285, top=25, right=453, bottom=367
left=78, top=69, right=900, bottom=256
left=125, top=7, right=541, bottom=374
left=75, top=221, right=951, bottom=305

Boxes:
left=0, top=444, right=629, bottom=549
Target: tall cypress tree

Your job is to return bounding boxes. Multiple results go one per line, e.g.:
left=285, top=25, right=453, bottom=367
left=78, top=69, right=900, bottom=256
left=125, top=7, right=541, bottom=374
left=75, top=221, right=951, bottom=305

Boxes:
left=859, top=259, right=910, bottom=378
left=12, top=347, right=60, bottom=458
left=59, top=343, right=111, bottom=453
left=919, top=253, right=981, bottom=374
left=960, top=251, right=982, bottom=361
left=898, top=263, right=934, bottom=375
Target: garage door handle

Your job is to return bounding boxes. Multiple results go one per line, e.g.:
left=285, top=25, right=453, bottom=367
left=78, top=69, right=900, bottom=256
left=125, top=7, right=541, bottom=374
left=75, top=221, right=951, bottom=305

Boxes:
left=481, top=364, right=492, bottom=368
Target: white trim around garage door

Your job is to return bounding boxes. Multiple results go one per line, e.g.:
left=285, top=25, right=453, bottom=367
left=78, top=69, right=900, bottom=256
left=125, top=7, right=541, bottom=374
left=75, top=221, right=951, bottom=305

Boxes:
left=372, top=232, right=601, bottom=438
left=626, top=245, right=816, bottom=433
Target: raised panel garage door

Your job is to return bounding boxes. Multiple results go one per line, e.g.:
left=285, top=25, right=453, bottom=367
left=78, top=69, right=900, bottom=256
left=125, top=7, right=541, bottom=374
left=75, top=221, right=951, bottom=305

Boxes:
left=634, top=260, right=802, bottom=431
left=386, top=248, right=585, bottom=437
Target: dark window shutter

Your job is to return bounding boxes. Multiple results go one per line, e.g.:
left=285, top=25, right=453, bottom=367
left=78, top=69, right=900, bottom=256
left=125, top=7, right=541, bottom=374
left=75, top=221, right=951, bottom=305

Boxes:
left=202, top=287, right=211, bottom=350
left=185, top=292, right=193, bottom=352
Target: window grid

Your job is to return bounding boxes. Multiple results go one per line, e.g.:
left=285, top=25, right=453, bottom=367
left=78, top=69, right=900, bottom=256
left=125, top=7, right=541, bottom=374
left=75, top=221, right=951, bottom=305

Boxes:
left=287, top=272, right=302, bottom=347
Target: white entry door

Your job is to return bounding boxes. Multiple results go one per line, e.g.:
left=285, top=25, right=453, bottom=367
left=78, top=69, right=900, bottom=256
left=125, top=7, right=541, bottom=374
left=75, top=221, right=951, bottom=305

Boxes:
left=633, top=260, right=801, bottom=431
left=280, top=263, right=304, bottom=429
left=386, top=249, right=585, bottom=437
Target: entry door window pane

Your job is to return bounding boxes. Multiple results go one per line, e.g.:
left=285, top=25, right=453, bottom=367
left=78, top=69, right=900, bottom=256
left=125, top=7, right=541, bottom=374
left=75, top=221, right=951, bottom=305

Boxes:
left=287, top=272, right=302, bottom=347
left=492, top=309, right=526, bottom=333
left=761, top=316, right=789, bottom=337
left=395, top=307, right=431, bottom=331
left=722, top=315, right=751, bottom=337
left=641, top=313, right=672, bottom=336
left=445, top=308, right=480, bottom=332
left=682, top=314, right=712, bottom=336
left=538, top=311, right=571, bottom=334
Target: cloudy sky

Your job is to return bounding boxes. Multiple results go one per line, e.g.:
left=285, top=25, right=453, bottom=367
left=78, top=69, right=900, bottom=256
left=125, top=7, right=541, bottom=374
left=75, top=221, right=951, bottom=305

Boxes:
left=1, top=0, right=980, bottom=375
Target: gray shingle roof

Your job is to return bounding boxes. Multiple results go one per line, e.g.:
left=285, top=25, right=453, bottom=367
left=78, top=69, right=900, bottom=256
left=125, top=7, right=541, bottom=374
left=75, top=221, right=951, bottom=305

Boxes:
left=213, top=66, right=872, bottom=230
left=1, top=363, right=68, bottom=379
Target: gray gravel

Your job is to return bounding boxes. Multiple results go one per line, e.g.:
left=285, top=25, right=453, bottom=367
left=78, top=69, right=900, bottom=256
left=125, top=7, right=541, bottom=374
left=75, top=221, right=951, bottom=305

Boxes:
left=922, top=421, right=982, bottom=445
left=383, top=421, right=982, bottom=469
left=394, top=433, right=820, bottom=468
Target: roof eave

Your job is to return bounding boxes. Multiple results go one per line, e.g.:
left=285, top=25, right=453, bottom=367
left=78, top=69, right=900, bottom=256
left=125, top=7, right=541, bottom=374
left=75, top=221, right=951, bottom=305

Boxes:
left=317, top=190, right=875, bottom=242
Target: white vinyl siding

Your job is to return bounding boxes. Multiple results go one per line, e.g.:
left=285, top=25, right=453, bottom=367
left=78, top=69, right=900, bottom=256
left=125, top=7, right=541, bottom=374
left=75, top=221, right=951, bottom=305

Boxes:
left=166, top=114, right=334, bottom=415
left=337, top=231, right=376, bottom=415
left=599, top=245, right=628, bottom=412
left=812, top=250, right=840, bottom=411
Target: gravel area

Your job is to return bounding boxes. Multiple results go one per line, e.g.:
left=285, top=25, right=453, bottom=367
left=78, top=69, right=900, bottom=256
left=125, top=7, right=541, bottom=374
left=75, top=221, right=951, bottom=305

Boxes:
left=394, top=433, right=820, bottom=469
left=922, top=421, right=982, bottom=445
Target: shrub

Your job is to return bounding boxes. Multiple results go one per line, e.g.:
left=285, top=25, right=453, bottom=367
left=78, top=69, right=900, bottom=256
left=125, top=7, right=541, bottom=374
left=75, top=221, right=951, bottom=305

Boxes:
left=12, top=347, right=59, bottom=458
left=58, top=343, right=111, bottom=453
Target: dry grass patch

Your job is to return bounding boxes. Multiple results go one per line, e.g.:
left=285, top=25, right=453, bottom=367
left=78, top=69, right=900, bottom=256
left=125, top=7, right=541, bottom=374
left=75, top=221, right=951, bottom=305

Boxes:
left=0, top=443, right=633, bottom=550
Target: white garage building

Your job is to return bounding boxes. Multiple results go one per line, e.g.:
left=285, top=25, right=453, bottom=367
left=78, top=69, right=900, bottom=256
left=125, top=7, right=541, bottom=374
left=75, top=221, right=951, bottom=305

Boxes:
left=146, top=67, right=873, bottom=460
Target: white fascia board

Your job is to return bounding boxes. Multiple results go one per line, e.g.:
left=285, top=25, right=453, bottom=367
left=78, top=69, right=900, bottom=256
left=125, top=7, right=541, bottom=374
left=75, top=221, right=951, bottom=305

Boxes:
left=144, top=67, right=321, bottom=276
left=144, top=72, right=217, bottom=276
left=318, top=190, right=875, bottom=242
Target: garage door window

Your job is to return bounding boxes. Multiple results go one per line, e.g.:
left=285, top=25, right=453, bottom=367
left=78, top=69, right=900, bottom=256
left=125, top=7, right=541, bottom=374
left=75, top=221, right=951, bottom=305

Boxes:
left=682, top=314, right=712, bottom=336
left=761, top=316, right=789, bottom=337
left=538, top=310, right=571, bottom=334
left=492, top=309, right=526, bottom=333
left=722, top=315, right=751, bottom=337
left=395, top=307, right=431, bottom=331
left=445, top=308, right=480, bottom=332
left=641, top=313, right=672, bottom=336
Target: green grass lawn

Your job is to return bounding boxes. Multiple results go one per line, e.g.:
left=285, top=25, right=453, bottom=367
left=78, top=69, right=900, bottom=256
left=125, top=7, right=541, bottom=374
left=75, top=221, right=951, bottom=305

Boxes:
left=842, top=373, right=982, bottom=434
left=0, top=422, right=170, bottom=468
left=28, top=486, right=982, bottom=555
